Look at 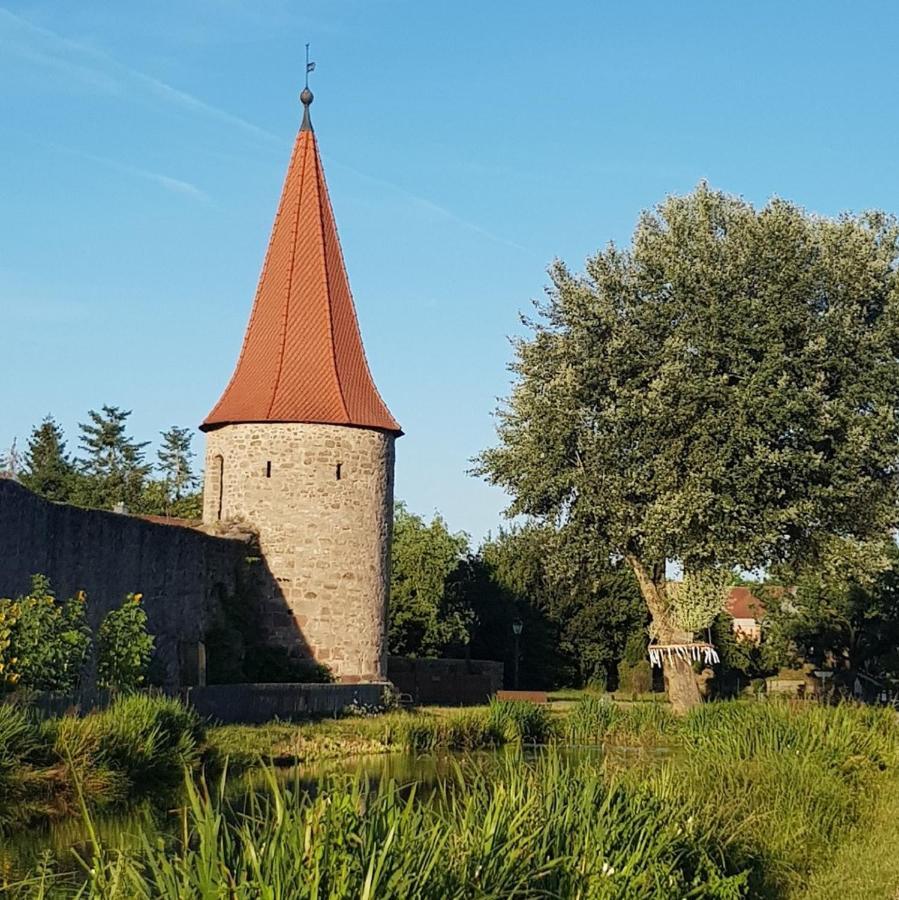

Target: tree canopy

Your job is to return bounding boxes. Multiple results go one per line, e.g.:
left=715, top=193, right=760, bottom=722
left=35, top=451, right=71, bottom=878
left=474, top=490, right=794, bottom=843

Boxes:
left=478, top=184, right=899, bottom=709
left=388, top=502, right=471, bottom=657
left=15, top=409, right=202, bottom=518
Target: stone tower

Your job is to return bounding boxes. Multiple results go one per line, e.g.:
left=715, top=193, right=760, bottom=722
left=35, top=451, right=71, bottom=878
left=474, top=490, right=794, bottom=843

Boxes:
left=200, top=86, right=401, bottom=682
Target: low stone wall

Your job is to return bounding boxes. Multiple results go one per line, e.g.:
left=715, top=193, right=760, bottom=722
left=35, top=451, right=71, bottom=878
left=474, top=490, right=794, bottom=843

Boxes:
left=387, top=657, right=504, bottom=706
left=183, top=682, right=388, bottom=723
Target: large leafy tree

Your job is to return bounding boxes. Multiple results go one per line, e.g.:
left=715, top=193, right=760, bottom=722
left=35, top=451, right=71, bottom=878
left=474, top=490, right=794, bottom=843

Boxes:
left=389, top=502, right=471, bottom=657
left=478, top=185, right=899, bottom=710
left=20, top=416, right=75, bottom=502
left=77, top=406, right=151, bottom=511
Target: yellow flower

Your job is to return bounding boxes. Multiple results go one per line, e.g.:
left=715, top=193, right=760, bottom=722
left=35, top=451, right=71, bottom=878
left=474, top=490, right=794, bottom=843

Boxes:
left=133, top=593, right=143, bottom=604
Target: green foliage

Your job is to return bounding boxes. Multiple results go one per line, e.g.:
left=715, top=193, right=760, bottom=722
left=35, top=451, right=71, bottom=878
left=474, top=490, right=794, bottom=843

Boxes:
left=7, top=754, right=750, bottom=898
left=0, top=695, right=203, bottom=829
left=480, top=186, right=899, bottom=571
left=19, top=415, right=75, bottom=502
left=0, top=576, right=91, bottom=692
left=76, top=405, right=152, bottom=511
left=389, top=502, right=472, bottom=657
left=764, top=539, right=899, bottom=682
left=467, top=526, right=647, bottom=690
left=0, top=705, right=40, bottom=826
left=671, top=567, right=732, bottom=633
left=156, top=425, right=198, bottom=503
left=18, top=409, right=202, bottom=518
left=82, top=694, right=203, bottom=790
left=478, top=185, right=899, bottom=701
left=487, top=698, right=555, bottom=743
left=1, top=576, right=162, bottom=695
left=3, top=699, right=899, bottom=898
left=96, top=594, right=154, bottom=691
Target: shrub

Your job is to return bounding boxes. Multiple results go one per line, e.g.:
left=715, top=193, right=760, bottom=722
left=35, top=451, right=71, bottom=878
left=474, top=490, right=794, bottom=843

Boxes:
left=96, top=593, right=154, bottom=691
left=92, top=694, right=204, bottom=789
left=0, top=576, right=91, bottom=692
left=46, top=694, right=204, bottom=799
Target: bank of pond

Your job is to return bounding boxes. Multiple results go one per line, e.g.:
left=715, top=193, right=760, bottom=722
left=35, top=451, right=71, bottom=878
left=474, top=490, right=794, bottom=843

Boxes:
left=1, top=694, right=898, bottom=898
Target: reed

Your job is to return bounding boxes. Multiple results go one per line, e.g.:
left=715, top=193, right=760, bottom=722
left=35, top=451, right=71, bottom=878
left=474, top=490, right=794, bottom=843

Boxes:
left=6, top=754, right=749, bottom=898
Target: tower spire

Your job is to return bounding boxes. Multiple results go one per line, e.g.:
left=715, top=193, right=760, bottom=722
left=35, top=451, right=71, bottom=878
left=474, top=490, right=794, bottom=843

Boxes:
left=300, top=43, right=315, bottom=132
left=201, top=79, right=400, bottom=436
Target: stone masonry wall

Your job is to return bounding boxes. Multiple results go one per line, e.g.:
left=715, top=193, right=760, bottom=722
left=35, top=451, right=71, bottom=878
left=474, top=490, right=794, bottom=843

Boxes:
left=0, top=477, right=251, bottom=686
left=202, top=422, right=394, bottom=681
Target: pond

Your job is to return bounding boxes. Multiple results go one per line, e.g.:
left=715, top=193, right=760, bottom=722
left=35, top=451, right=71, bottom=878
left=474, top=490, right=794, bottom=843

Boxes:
left=0, top=745, right=632, bottom=881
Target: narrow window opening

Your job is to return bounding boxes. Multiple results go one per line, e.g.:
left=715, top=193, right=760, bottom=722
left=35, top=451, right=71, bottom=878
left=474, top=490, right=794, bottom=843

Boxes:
left=335, top=462, right=342, bottom=481
left=213, top=454, right=224, bottom=521
left=265, top=461, right=272, bottom=478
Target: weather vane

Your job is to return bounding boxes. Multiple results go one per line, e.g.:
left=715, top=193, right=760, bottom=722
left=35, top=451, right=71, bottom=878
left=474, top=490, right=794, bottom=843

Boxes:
left=305, top=43, right=316, bottom=89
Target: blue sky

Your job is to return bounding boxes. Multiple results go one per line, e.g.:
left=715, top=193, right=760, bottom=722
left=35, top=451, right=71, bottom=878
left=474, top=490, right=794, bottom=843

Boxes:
left=2, top=1, right=898, bottom=543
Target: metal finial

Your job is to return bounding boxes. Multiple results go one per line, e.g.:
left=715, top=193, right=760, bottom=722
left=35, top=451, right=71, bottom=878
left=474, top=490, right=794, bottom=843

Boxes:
left=300, top=43, right=315, bottom=132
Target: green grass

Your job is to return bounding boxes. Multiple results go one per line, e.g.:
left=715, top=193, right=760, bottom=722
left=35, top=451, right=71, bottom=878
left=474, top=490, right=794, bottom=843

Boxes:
left=205, top=701, right=557, bottom=768
left=794, top=769, right=899, bottom=900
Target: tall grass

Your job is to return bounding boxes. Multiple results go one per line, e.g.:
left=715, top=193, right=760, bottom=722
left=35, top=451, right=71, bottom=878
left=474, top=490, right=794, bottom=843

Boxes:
left=5, top=698, right=899, bottom=897
left=565, top=695, right=677, bottom=745
left=6, top=754, right=749, bottom=899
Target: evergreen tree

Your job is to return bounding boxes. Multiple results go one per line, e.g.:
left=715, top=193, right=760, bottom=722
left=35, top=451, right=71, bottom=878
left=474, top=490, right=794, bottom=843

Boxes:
left=20, top=417, right=74, bottom=501
left=157, top=425, right=198, bottom=504
left=77, top=406, right=151, bottom=511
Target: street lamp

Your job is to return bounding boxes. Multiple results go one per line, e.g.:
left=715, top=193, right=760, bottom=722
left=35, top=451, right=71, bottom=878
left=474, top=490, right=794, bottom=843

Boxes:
left=512, top=619, right=523, bottom=690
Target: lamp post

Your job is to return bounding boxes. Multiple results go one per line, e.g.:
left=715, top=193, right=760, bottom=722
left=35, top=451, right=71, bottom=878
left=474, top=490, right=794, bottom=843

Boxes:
left=512, top=618, right=523, bottom=690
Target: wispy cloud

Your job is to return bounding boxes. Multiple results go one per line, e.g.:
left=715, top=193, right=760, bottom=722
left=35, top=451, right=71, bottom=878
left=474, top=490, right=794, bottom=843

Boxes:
left=0, top=6, right=526, bottom=250
left=80, top=151, right=208, bottom=199
left=0, top=7, right=278, bottom=144
left=17, top=130, right=208, bottom=200
left=326, top=155, right=528, bottom=253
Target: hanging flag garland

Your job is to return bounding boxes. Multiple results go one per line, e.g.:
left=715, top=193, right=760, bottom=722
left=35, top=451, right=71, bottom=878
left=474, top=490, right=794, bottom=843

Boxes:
left=648, top=642, right=719, bottom=668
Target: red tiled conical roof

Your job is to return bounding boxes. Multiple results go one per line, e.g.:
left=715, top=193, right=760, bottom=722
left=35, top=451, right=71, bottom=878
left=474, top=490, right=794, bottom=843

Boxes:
left=201, top=94, right=401, bottom=435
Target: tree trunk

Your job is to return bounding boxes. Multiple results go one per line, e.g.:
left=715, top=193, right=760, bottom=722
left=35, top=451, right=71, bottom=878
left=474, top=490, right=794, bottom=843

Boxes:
left=626, top=554, right=703, bottom=713
left=663, top=655, right=702, bottom=714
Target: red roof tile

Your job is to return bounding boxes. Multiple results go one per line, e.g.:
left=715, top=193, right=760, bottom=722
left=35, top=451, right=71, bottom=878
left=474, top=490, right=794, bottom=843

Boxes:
left=726, top=586, right=766, bottom=620
left=202, top=99, right=401, bottom=435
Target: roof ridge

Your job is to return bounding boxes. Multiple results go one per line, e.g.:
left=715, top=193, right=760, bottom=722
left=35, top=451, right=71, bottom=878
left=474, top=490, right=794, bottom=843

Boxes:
left=314, top=137, right=351, bottom=423
left=266, top=131, right=311, bottom=419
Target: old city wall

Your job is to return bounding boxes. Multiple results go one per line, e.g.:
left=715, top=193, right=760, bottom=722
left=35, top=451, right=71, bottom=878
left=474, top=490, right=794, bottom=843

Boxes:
left=202, top=422, right=394, bottom=682
left=0, top=477, right=253, bottom=686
